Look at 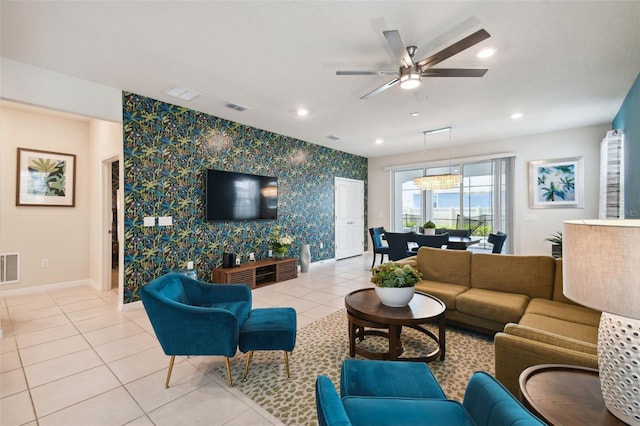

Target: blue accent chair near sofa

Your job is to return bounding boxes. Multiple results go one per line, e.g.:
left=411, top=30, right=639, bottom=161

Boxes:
left=140, top=272, right=252, bottom=387
left=316, top=360, right=545, bottom=426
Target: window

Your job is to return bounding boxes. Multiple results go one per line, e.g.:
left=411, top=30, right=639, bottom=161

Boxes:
left=391, top=156, right=514, bottom=252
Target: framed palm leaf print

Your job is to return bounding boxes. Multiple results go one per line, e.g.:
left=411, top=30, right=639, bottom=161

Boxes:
left=529, top=157, right=583, bottom=208
left=16, top=148, right=76, bottom=207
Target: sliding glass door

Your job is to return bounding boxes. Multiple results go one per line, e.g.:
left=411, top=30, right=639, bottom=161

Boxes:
left=391, top=157, right=514, bottom=252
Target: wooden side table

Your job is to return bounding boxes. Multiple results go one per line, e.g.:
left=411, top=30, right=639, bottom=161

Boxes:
left=519, top=364, right=626, bottom=425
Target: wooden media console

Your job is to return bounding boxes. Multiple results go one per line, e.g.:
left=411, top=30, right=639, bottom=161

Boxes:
left=211, top=257, right=298, bottom=289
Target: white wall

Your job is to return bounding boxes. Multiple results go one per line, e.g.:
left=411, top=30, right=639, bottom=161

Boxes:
left=368, top=123, right=609, bottom=255
left=1, top=58, right=122, bottom=122
left=0, top=103, right=92, bottom=288
left=88, top=120, right=123, bottom=288
left=1, top=59, right=123, bottom=292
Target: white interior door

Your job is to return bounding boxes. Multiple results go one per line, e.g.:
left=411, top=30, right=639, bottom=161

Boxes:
left=335, top=177, right=364, bottom=260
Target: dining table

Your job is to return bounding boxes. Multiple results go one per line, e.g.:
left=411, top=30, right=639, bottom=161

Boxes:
left=407, top=234, right=480, bottom=251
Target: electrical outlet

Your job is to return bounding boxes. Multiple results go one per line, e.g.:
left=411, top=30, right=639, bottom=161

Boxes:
left=249, top=252, right=255, bottom=261
left=187, top=261, right=194, bottom=269
left=42, top=258, right=49, bottom=268
left=320, top=242, right=324, bottom=249
left=158, top=216, right=173, bottom=226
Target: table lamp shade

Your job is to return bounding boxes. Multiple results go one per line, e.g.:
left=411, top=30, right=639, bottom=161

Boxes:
left=563, top=219, right=640, bottom=425
left=563, top=219, right=640, bottom=319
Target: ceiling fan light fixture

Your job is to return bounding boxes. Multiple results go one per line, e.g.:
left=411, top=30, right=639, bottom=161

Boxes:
left=400, top=70, right=421, bottom=90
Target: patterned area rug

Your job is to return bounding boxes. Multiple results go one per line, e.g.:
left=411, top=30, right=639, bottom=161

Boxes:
left=219, top=310, right=495, bottom=426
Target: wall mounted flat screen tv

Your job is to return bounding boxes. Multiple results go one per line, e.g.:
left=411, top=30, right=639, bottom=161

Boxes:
left=205, top=169, right=278, bottom=221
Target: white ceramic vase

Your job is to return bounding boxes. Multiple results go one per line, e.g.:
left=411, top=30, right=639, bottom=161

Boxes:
left=300, top=244, right=310, bottom=272
left=374, top=286, right=415, bottom=307
left=424, top=228, right=436, bottom=235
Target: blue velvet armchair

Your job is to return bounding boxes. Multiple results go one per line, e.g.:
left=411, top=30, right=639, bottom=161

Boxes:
left=316, top=362, right=545, bottom=426
left=140, top=272, right=252, bottom=387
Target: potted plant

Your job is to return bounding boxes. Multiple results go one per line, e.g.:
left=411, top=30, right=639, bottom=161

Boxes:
left=423, top=221, right=436, bottom=235
left=370, top=262, right=422, bottom=307
left=545, top=231, right=562, bottom=258
left=269, top=226, right=294, bottom=259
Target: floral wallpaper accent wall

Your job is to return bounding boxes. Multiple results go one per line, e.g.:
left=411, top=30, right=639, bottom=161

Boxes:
left=122, top=92, right=368, bottom=303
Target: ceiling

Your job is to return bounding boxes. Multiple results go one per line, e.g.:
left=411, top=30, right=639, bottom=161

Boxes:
left=1, top=1, right=639, bottom=158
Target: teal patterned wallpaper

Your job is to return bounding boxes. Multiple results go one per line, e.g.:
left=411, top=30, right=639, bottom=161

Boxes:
left=122, top=92, right=368, bottom=303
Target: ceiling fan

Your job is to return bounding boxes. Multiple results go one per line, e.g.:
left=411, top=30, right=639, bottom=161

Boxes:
left=337, top=29, right=491, bottom=99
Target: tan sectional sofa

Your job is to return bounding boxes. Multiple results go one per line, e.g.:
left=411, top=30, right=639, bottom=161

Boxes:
left=401, top=247, right=601, bottom=395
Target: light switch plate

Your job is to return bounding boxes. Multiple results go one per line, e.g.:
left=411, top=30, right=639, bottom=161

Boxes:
left=158, top=216, right=173, bottom=226
left=143, top=217, right=155, bottom=227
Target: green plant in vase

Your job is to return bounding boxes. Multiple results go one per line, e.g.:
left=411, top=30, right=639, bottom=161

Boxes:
left=545, top=231, right=563, bottom=258
left=423, top=220, right=436, bottom=235
left=371, top=262, right=422, bottom=307
left=371, top=262, right=422, bottom=288
left=269, top=226, right=294, bottom=259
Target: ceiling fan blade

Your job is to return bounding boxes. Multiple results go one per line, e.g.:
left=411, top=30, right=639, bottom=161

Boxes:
left=416, top=28, right=490, bottom=69
left=360, top=78, right=399, bottom=99
left=422, top=68, right=488, bottom=77
left=383, top=30, right=413, bottom=67
left=336, top=70, right=399, bottom=76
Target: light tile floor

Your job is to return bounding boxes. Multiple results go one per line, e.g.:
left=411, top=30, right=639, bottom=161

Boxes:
left=0, top=254, right=374, bottom=426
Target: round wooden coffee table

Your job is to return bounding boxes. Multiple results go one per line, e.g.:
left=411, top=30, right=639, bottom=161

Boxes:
left=344, top=288, right=446, bottom=362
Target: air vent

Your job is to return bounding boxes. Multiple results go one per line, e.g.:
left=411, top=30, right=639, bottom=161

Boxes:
left=1, top=253, right=19, bottom=284
left=327, top=135, right=341, bottom=141
left=225, top=102, right=249, bottom=112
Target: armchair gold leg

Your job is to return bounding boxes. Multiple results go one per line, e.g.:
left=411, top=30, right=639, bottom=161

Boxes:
left=225, top=357, right=233, bottom=387
left=242, top=351, right=254, bottom=382
left=165, top=355, right=175, bottom=388
left=284, top=351, right=291, bottom=379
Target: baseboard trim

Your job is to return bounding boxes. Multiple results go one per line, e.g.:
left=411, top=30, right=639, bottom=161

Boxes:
left=0, top=279, right=91, bottom=296
left=121, top=299, right=143, bottom=312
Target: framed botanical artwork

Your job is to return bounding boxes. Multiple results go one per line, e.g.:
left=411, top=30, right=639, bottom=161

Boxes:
left=529, top=156, right=584, bottom=208
left=16, top=148, right=76, bottom=207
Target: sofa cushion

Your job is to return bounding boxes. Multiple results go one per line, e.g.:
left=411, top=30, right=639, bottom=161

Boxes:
left=456, top=288, right=529, bottom=324
left=417, top=247, right=472, bottom=287
left=502, top=323, right=597, bottom=354
left=416, top=280, right=468, bottom=310
left=525, top=298, right=601, bottom=327
left=471, top=254, right=554, bottom=299
left=518, top=313, right=598, bottom=344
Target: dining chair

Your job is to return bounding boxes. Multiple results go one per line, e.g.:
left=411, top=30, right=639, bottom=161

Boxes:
left=488, top=232, right=507, bottom=253
left=383, top=232, right=414, bottom=261
left=368, top=227, right=390, bottom=267
left=413, top=232, right=449, bottom=249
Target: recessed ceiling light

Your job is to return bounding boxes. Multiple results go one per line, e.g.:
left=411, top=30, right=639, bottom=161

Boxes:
left=297, top=108, right=309, bottom=117
left=410, top=112, right=421, bottom=117
left=375, top=139, right=383, bottom=145
left=162, top=86, right=202, bottom=101
left=477, top=48, right=496, bottom=58
left=510, top=112, right=524, bottom=119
